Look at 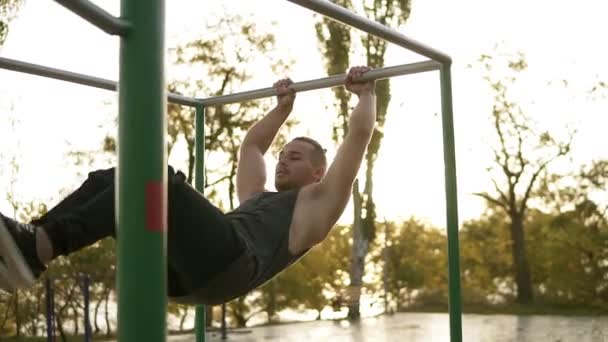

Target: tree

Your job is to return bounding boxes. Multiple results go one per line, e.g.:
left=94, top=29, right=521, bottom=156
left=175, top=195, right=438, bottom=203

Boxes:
left=346, top=0, right=411, bottom=319
left=314, top=3, right=355, bottom=315
left=314, top=0, right=411, bottom=319
left=314, top=0, right=353, bottom=145
left=0, top=0, right=22, bottom=46
left=473, top=51, right=574, bottom=304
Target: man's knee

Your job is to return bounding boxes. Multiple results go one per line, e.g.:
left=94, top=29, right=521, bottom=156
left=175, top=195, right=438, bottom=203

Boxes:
left=87, top=168, right=116, bottom=186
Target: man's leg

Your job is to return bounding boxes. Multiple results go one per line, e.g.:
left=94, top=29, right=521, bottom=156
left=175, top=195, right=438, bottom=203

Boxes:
left=0, top=168, right=117, bottom=289
left=0, top=167, right=245, bottom=296
left=38, top=167, right=247, bottom=296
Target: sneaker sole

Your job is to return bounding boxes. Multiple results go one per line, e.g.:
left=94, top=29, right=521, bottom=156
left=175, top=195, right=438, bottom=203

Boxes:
left=0, top=261, right=16, bottom=294
left=0, top=215, right=35, bottom=287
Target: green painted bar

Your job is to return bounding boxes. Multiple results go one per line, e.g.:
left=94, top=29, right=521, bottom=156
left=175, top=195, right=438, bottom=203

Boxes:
left=194, top=105, right=206, bottom=342
left=195, top=306, right=206, bottom=342
left=54, top=0, right=130, bottom=36
left=117, top=0, right=167, bottom=341
left=439, top=64, right=463, bottom=342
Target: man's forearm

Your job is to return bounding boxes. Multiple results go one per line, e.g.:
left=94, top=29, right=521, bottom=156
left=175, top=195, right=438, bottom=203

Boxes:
left=348, top=91, right=376, bottom=137
left=242, top=105, right=291, bottom=154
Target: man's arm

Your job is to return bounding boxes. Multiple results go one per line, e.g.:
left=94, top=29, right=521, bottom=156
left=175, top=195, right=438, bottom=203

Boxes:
left=308, top=66, right=376, bottom=242
left=237, top=79, right=295, bottom=203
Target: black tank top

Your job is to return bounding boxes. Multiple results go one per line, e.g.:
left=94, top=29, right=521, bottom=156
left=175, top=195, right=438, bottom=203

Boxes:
left=174, top=190, right=310, bottom=305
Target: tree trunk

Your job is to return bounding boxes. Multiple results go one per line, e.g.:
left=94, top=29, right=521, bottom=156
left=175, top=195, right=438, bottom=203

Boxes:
left=348, top=180, right=368, bottom=319
left=14, top=290, right=20, bottom=337
left=266, top=281, right=277, bottom=324
left=56, top=285, right=76, bottom=341
left=93, top=291, right=103, bottom=334
left=206, top=305, right=213, bottom=327
left=33, top=288, right=44, bottom=336
left=179, top=307, right=188, bottom=331
left=234, top=311, right=246, bottom=328
left=56, top=314, right=67, bottom=342
left=72, top=304, right=80, bottom=335
left=104, top=291, right=111, bottom=336
left=509, top=215, right=533, bottom=303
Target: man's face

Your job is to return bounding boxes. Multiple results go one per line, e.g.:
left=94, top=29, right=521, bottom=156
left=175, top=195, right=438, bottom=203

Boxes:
left=275, top=140, right=323, bottom=191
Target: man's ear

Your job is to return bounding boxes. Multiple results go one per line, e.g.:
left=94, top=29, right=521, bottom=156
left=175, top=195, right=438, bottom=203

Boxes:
left=313, top=166, right=324, bottom=182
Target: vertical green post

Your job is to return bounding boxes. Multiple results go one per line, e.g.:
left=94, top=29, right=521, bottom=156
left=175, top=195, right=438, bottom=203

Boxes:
left=440, top=64, right=463, bottom=342
left=194, top=105, right=206, bottom=342
left=117, top=0, right=167, bottom=341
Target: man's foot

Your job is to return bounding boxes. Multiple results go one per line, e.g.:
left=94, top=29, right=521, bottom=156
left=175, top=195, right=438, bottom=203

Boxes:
left=0, top=213, right=46, bottom=288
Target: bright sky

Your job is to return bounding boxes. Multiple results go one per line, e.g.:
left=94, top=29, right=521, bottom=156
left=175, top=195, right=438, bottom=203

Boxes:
left=0, top=0, right=607, bottom=227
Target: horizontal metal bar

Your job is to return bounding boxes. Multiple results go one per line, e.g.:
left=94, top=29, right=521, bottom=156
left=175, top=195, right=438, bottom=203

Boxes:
left=200, top=60, right=440, bottom=106
left=0, top=56, right=116, bottom=89
left=54, top=0, right=130, bottom=36
left=286, top=0, right=451, bottom=64
left=0, top=57, right=439, bottom=107
left=0, top=57, right=200, bottom=106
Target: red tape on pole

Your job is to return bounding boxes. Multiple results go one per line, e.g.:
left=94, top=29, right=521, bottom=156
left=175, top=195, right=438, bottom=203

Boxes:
left=145, top=181, right=165, bottom=232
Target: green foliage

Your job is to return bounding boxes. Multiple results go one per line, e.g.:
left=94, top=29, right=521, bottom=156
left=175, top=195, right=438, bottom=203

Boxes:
left=527, top=160, right=608, bottom=306
left=459, top=160, right=608, bottom=310
left=460, top=209, right=513, bottom=304
left=527, top=211, right=605, bottom=305
left=381, top=219, right=447, bottom=310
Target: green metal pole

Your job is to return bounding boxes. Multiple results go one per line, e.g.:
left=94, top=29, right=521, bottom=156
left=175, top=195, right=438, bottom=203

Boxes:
left=117, top=0, right=167, bottom=341
left=439, top=64, right=463, bottom=342
left=194, top=105, right=206, bottom=342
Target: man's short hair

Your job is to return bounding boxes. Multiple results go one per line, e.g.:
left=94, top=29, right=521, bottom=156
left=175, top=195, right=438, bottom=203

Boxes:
left=293, top=136, right=327, bottom=170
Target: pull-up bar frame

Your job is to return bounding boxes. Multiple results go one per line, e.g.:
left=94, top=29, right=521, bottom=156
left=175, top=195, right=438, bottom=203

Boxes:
left=0, top=0, right=462, bottom=341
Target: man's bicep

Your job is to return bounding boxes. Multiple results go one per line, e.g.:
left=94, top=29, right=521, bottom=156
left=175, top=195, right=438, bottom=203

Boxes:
left=236, top=145, right=267, bottom=203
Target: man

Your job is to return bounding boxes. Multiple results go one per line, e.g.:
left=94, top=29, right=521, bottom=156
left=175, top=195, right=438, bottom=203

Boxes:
left=0, top=66, right=376, bottom=305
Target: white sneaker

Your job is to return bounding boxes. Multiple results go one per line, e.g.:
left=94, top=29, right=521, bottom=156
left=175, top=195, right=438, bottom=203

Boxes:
left=0, top=213, right=46, bottom=288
